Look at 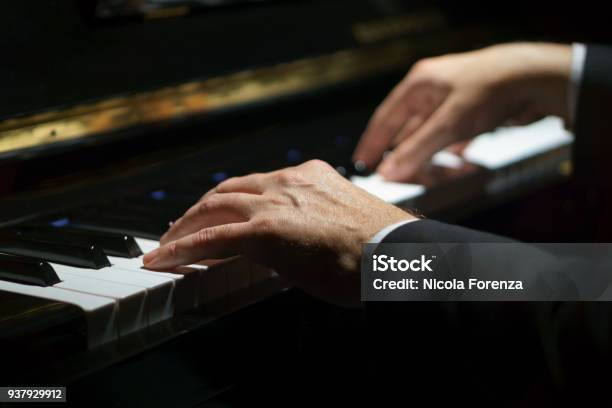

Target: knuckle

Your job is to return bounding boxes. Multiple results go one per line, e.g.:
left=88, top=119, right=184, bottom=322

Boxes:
left=306, top=158, right=327, bottom=168
left=167, top=241, right=178, bottom=258
left=198, top=194, right=224, bottom=213
left=195, top=228, right=214, bottom=246
left=303, top=159, right=332, bottom=172
left=370, top=107, right=387, bottom=125
left=267, top=195, right=285, bottom=207
left=216, top=177, right=238, bottom=192
left=412, top=58, right=436, bottom=74
left=276, top=169, right=304, bottom=185
left=252, top=216, right=273, bottom=234
left=197, top=199, right=214, bottom=215
left=377, top=112, right=402, bottom=133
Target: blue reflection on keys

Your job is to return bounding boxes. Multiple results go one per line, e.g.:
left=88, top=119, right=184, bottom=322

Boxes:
left=50, top=217, right=70, bottom=228
left=212, top=172, right=229, bottom=183
left=150, top=190, right=167, bottom=201
left=286, top=149, right=302, bottom=164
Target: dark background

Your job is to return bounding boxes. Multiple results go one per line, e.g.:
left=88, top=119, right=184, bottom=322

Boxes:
left=2, top=2, right=610, bottom=406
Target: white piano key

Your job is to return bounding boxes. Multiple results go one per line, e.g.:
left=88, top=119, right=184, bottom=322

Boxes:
left=132, top=238, right=209, bottom=270
left=51, top=263, right=174, bottom=324
left=132, top=238, right=258, bottom=305
left=351, top=174, right=425, bottom=204
left=109, top=238, right=204, bottom=311
left=53, top=272, right=147, bottom=336
left=110, top=255, right=201, bottom=312
left=0, top=279, right=117, bottom=348
left=431, top=150, right=464, bottom=169
left=462, top=116, right=573, bottom=170
left=135, top=238, right=161, bottom=254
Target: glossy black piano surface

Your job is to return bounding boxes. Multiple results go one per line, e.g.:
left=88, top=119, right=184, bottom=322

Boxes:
left=1, top=1, right=611, bottom=406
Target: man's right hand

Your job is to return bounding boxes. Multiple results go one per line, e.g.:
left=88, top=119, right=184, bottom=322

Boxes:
left=353, top=42, right=572, bottom=181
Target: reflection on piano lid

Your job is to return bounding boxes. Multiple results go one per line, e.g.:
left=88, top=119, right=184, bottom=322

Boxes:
left=95, top=0, right=279, bottom=19
left=0, top=40, right=434, bottom=157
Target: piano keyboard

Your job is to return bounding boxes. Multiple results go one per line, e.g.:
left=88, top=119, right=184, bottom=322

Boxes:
left=350, top=116, right=573, bottom=204
left=0, top=117, right=573, bottom=349
left=0, top=229, right=272, bottom=348
left=351, top=174, right=425, bottom=203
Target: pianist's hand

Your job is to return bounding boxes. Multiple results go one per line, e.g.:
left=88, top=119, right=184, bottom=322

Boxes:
left=144, top=160, right=415, bottom=305
left=353, top=42, right=572, bottom=181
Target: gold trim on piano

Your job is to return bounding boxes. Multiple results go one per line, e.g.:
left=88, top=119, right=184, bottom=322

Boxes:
left=0, top=40, right=441, bottom=155
left=352, top=11, right=447, bottom=44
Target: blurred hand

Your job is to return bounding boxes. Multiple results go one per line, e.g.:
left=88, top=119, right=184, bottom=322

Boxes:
left=143, top=160, right=414, bottom=305
left=353, top=42, right=572, bottom=181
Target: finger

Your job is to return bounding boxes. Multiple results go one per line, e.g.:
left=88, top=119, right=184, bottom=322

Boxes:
left=201, top=173, right=268, bottom=200
left=352, top=77, right=422, bottom=168
left=144, top=222, right=253, bottom=270
left=388, top=87, right=449, bottom=148
left=160, top=192, right=260, bottom=245
left=378, top=98, right=465, bottom=181
left=390, top=113, right=425, bottom=147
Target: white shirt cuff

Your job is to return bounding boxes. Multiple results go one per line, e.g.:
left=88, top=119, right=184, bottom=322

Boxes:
left=369, top=218, right=420, bottom=244
left=568, top=43, right=586, bottom=126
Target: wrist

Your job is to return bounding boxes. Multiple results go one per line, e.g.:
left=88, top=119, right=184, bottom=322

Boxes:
left=527, top=43, right=572, bottom=120
left=515, top=43, right=572, bottom=120
left=487, top=43, right=572, bottom=121
left=342, top=209, right=417, bottom=273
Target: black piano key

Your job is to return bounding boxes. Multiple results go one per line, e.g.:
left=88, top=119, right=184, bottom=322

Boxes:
left=0, top=253, right=60, bottom=286
left=69, top=212, right=169, bottom=240
left=104, top=202, right=185, bottom=222
left=142, top=189, right=200, bottom=206
left=64, top=227, right=142, bottom=258
left=126, top=190, right=198, bottom=213
left=9, top=226, right=142, bottom=258
left=0, top=233, right=110, bottom=269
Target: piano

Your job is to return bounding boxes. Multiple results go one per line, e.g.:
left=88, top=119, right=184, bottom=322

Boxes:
left=0, top=1, right=591, bottom=406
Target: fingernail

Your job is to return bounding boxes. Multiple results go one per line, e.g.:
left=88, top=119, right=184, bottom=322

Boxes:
left=170, top=217, right=181, bottom=227
left=378, top=159, right=395, bottom=178
left=143, top=249, right=159, bottom=267
left=380, top=163, right=404, bottom=182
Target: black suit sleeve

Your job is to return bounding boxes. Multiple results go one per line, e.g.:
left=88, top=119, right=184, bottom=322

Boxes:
left=381, top=218, right=512, bottom=243
left=574, top=44, right=612, bottom=187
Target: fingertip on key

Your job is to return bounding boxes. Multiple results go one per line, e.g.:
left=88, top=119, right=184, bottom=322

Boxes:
left=143, top=248, right=159, bottom=267
left=377, top=159, right=395, bottom=179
